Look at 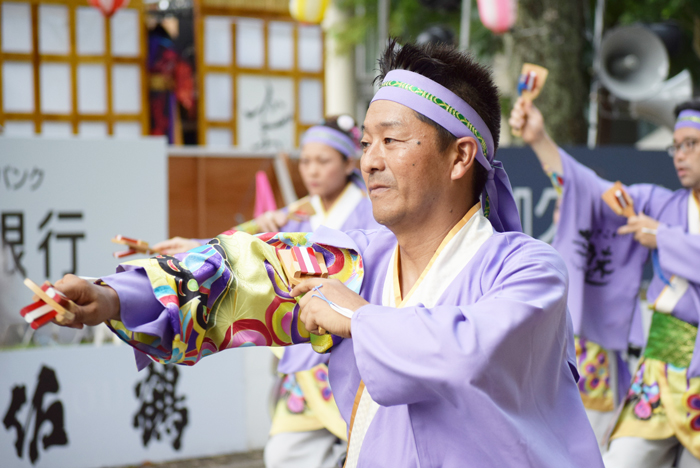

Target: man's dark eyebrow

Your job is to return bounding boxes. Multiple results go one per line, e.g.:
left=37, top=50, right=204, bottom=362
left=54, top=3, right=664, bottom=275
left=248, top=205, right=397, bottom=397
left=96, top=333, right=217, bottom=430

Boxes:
left=380, top=120, right=403, bottom=128
left=362, top=121, right=404, bottom=132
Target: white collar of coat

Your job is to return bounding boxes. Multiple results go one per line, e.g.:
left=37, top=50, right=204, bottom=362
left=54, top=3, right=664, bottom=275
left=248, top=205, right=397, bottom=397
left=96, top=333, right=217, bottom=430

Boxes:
left=383, top=203, right=493, bottom=309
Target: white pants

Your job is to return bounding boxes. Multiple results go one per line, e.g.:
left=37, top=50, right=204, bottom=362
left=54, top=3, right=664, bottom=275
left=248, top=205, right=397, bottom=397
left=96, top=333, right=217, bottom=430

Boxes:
left=586, top=408, right=617, bottom=452
left=264, top=429, right=347, bottom=468
left=604, top=437, right=700, bottom=468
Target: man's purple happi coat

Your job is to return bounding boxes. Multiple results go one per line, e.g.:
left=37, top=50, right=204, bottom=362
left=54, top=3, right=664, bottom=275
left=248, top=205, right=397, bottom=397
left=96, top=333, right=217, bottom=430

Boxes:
left=104, top=219, right=603, bottom=467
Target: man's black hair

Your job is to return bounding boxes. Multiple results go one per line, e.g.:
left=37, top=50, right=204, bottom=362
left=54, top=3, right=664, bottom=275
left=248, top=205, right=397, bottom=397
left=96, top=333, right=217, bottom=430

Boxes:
left=376, top=40, right=501, bottom=202
left=674, top=99, right=700, bottom=118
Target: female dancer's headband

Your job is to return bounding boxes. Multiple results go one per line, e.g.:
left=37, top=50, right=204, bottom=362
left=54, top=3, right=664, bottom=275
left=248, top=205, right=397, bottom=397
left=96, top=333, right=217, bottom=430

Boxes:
left=301, top=126, right=358, bottom=159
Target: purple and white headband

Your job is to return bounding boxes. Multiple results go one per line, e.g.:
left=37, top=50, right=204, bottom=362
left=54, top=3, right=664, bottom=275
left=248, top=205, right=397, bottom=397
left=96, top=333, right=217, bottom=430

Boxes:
left=301, top=126, right=358, bottom=159
left=370, top=69, right=521, bottom=233
left=675, top=110, right=700, bottom=132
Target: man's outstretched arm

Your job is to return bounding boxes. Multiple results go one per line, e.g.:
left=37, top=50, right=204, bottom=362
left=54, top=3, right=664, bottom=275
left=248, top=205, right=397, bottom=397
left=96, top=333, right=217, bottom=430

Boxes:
left=48, top=229, right=365, bottom=367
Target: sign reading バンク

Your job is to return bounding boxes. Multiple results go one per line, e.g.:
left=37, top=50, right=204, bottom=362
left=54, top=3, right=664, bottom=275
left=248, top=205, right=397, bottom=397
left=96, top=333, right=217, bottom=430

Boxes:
left=0, top=137, right=168, bottom=335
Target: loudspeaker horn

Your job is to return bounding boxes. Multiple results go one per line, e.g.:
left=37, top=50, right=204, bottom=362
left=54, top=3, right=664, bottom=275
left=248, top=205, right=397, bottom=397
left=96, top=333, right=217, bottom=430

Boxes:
left=630, top=69, right=694, bottom=129
left=599, top=25, right=669, bottom=101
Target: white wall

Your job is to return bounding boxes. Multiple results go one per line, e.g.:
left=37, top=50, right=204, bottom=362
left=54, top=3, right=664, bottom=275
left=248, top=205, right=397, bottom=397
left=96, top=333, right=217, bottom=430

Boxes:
left=0, top=344, right=275, bottom=468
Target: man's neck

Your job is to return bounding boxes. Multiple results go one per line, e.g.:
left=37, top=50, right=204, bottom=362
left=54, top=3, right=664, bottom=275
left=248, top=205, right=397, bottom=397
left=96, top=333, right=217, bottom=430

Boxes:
left=393, top=201, right=476, bottom=299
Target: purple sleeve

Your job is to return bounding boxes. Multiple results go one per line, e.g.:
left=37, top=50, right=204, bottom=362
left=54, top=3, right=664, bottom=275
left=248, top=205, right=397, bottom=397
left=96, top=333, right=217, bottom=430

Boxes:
left=102, top=267, right=169, bottom=334
left=350, top=242, right=572, bottom=407
left=557, top=148, right=661, bottom=220
left=101, top=267, right=172, bottom=370
left=657, top=224, right=700, bottom=284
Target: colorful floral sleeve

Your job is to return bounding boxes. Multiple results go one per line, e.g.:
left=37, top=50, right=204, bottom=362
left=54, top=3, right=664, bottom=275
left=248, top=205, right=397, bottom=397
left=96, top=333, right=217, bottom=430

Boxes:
left=106, top=230, right=364, bottom=366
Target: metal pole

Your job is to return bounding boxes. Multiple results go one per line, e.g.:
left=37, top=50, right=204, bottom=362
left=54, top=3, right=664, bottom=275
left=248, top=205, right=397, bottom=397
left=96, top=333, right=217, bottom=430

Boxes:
left=459, top=0, right=472, bottom=51
left=273, top=153, right=298, bottom=205
left=378, top=0, right=389, bottom=52
left=587, top=0, right=606, bottom=148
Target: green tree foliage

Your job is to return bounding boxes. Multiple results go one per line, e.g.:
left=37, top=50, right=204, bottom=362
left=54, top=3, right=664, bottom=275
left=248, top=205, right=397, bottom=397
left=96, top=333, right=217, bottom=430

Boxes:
left=331, top=0, right=700, bottom=144
left=332, top=0, right=501, bottom=60
left=510, top=0, right=588, bottom=144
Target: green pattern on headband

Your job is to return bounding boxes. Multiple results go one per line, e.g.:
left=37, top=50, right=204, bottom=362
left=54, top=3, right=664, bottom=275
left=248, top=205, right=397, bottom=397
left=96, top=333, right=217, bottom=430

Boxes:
left=380, top=80, right=489, bottom=158
left=679, top=115, right=700, bottom=125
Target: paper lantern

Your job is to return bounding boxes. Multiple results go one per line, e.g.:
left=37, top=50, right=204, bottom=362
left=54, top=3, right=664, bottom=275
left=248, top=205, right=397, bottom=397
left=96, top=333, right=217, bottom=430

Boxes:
left=289, top=0, right=331, bottom=24
left=477, top=0, right=517, bottom=34
left=89, top=0, right=129, bottom=17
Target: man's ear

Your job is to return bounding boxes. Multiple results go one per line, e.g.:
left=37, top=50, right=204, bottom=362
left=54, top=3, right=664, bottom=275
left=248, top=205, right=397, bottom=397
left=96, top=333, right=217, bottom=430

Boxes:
left=451, top=136, right=478, bottom=181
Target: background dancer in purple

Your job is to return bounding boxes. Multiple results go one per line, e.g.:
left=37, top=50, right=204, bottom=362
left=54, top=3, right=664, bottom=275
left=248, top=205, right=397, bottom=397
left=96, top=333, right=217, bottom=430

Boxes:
left=42, top=41, right=602, bottom=467
left=509, top=98, right=632, bottom=448
left=511, top=98, right=700, bottom=467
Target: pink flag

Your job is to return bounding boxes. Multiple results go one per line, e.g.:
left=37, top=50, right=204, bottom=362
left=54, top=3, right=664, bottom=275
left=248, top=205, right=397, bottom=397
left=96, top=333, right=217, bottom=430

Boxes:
left=254, top=171, right=278, bottom=217
left=477, top=0, right=517, bottom=34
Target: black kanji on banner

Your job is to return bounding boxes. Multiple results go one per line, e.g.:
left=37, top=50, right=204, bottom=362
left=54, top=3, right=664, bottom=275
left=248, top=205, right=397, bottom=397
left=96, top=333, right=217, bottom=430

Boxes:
left=1, top=212, right=26, bottom=277
left=133, top=364, right=189, bottom=450
left=3, top=365, right=68, bottom=464
left=38, top=210, right=85, bottom=278
left=574, top=228, right=616, bottom=286
left=1, top=210, right=86, bottom=279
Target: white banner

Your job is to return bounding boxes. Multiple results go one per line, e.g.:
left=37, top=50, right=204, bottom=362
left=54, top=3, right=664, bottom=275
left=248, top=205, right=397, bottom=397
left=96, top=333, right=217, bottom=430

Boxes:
left=0, top=137, right=167, bottom=343
left=0, top=344, right=274, bottom=468
left=237, top=75, right=294, bottom=151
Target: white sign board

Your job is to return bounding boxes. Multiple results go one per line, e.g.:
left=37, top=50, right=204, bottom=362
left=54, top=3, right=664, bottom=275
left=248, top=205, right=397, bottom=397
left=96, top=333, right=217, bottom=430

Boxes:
left=0, top=344, right=274, bottom=468
left=237, top=75, right=294, bottom=151
left=0, top=137, right=167, bottom=342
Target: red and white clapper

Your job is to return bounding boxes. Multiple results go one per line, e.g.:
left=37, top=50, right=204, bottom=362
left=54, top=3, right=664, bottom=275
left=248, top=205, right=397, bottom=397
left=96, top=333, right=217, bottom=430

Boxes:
left=518, top=71, right=538, bottom=95
left=20, top=278, right=77, bottom=329
left=111, top=235, right=162, bottom=258
left=276, top=246, right=329, bottom=286
left=512, top=63, right=549, bottom=138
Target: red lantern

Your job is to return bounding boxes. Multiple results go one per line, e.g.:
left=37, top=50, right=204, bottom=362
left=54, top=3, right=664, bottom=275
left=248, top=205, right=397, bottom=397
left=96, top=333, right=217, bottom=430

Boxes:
left=89, top=0, right=130, bottom=17
left=477, top=0, right=517, bottom=34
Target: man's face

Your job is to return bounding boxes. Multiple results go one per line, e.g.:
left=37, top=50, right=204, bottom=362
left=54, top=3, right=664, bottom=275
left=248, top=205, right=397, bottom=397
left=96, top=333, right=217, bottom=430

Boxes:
left=672, top=126, right=700, bottom=191
left=360, top=100, right=453, bottom=229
